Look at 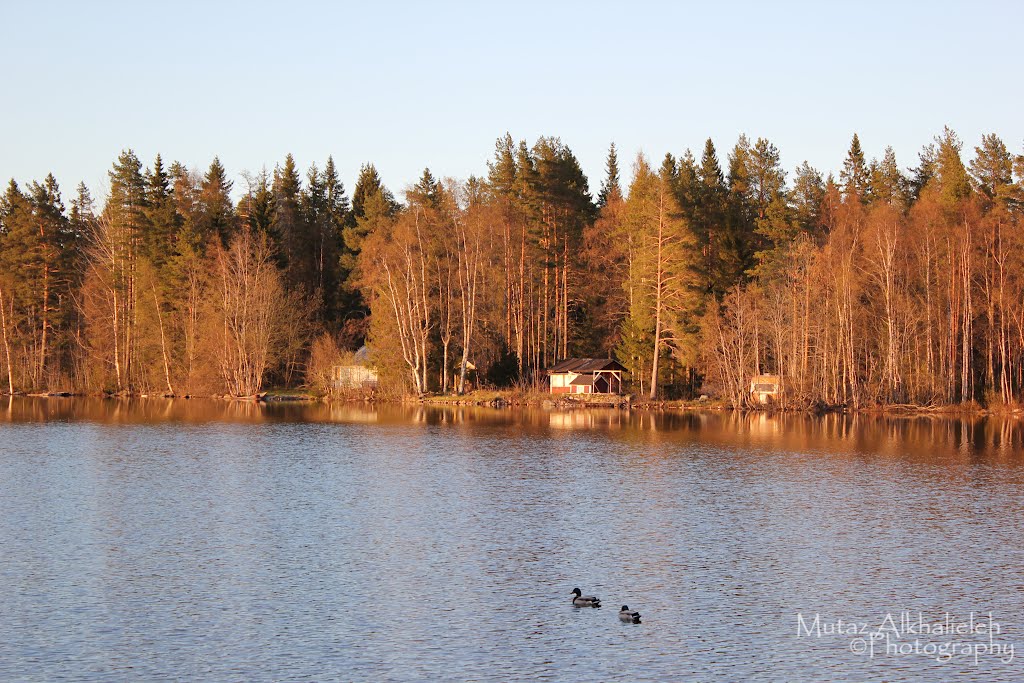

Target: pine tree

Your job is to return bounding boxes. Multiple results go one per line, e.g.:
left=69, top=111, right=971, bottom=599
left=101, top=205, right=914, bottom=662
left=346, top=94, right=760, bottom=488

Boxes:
left=31, top=175, right=76, bottom=381
left=107, top=149, right=149, bottom=236
left=486, top=133, right=518, bottom=200
left=749, top=138, right=786, bottom=215
left=791, top=161, right=825, bottom=236
left=91, top=150, right=150, bottom=392
left=871, top=146, right=907, bottom=208
left=748, top=138, right=792, bottom=279
left=513, top=141, right=540, bottom=216
left=933, top=127, right=972, bottom=207
left=909, top=143, right=937, bottom=201
left=970, top=133, right=1014, bottom=204
left=0, top=180, right=32, bottom=389
left=168, top=162, right=199, bottom=245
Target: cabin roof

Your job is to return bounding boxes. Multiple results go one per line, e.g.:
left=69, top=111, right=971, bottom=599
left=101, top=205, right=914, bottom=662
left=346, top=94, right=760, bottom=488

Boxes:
left=353, top=345, right=372, bottom=364
left=569, top=374, right=595, bottom=386
left=547, top=358, right=627, bottom=374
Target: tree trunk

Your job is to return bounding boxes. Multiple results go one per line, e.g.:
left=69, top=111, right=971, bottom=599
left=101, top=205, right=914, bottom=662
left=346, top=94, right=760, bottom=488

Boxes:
left=152, top=284, right=174, bottom=395
left=0, top=283, right=14, bottom=394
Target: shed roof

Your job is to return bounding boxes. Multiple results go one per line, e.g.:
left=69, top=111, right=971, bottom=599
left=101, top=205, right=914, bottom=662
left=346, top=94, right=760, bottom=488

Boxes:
left=569, top=374, right=594, bottom=386
left=546, top=358, right=627, bottom=374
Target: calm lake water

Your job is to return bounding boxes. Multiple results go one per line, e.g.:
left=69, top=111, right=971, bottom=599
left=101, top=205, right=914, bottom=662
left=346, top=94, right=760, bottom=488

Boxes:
left=1, top=397, right=1023, bottom=682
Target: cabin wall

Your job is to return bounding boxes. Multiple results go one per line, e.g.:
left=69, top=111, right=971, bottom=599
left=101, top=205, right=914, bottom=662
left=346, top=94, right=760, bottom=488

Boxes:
left=335, top=365, right=379, bottom=390
left=550, top=373, right=574, bottom=394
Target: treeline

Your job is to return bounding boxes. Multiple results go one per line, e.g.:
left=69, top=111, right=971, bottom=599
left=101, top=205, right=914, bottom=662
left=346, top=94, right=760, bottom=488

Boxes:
left=0, top=152, right=363, bottom=396
left=2, top=129, right=1023, bottom=407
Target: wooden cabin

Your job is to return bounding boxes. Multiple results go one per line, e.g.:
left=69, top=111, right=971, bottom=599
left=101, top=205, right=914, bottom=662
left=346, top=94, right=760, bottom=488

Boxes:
left=749, top=374, right=781, bottom=404
left=547, top=358, right=626, bottom=395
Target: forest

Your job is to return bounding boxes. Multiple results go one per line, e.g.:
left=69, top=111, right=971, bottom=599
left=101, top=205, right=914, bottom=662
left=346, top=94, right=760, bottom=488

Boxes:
left=2, top=128, right=1023, bottom=409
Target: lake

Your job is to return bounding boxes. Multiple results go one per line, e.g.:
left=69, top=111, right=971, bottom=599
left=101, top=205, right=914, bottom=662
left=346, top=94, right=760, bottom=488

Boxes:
left=1, top=397, right=1023, bottom=681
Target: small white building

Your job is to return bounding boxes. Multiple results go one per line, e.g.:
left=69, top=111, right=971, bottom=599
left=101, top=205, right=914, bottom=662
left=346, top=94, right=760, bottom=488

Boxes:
left=547, top=358, right=626, bottom=395
left=334, top=346, right=379, bottom=391
left=749, top=374, right=781, bottom=404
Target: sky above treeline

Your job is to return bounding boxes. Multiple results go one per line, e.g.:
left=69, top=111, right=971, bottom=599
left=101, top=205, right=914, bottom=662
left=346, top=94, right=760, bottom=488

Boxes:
left=3, top=0, right=1022, bottom=202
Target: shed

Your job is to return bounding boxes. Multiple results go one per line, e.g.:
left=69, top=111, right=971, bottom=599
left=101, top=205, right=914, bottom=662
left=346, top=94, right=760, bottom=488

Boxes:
left=334, top=345, right=379, bottom=390
left=547, top=358, right=626, bottom=395
left=749, top=374, right=781, bottom=404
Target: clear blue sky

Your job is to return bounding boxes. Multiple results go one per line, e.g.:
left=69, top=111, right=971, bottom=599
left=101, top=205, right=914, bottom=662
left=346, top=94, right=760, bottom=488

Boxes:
left=2, top=0, right=1022, bottom=203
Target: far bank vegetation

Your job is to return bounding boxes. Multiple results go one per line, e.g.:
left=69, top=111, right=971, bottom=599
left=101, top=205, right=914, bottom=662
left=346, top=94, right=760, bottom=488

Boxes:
left=2, top=129, right=1024, bottom=411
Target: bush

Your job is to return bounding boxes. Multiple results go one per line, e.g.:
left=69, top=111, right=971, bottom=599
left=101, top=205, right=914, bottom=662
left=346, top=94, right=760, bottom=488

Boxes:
left=306, top=333, right=348, bottom=396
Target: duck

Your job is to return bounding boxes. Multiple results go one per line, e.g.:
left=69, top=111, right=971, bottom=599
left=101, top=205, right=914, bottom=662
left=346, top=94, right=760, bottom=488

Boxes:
left=618, top=605, right=642, bottom=623
left=571, top=587, right=601, bottom=608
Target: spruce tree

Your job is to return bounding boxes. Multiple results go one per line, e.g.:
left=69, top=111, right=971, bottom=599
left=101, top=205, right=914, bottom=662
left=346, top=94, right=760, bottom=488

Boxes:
left=350, top=163, right=396, bottom=224
left=323, top=156, right=350, bottom=228
left=69, top=182, right=95, bottom=242
left=199, top=157, right=236, bottom=246
left=300, top=160, right=339, bottom=320
left=271, top=153, right=305, bottom=274
left=840, top=133, right=871, bottom=201
left=342, top=163, right=396, bottom=311
left=695, top=139, right=734, bottom=295
left=725, top=135, right=756, bottom=283
left=240, top=168, right=275, bottom=235
left=674, top=151, right=698, bottom=221
left=0, top=180, right=34, bottom=299
left=322, top=156, right=352, bottom=319
left=409, top=167, right=442, bottom=209
left=143, top=154, right=179, bottom=267
left=597, top=142, right=621, bottom=207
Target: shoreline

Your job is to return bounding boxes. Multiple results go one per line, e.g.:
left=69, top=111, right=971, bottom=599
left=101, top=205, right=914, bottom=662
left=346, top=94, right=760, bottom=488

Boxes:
left=3, top=390, right=1022, bottom=419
